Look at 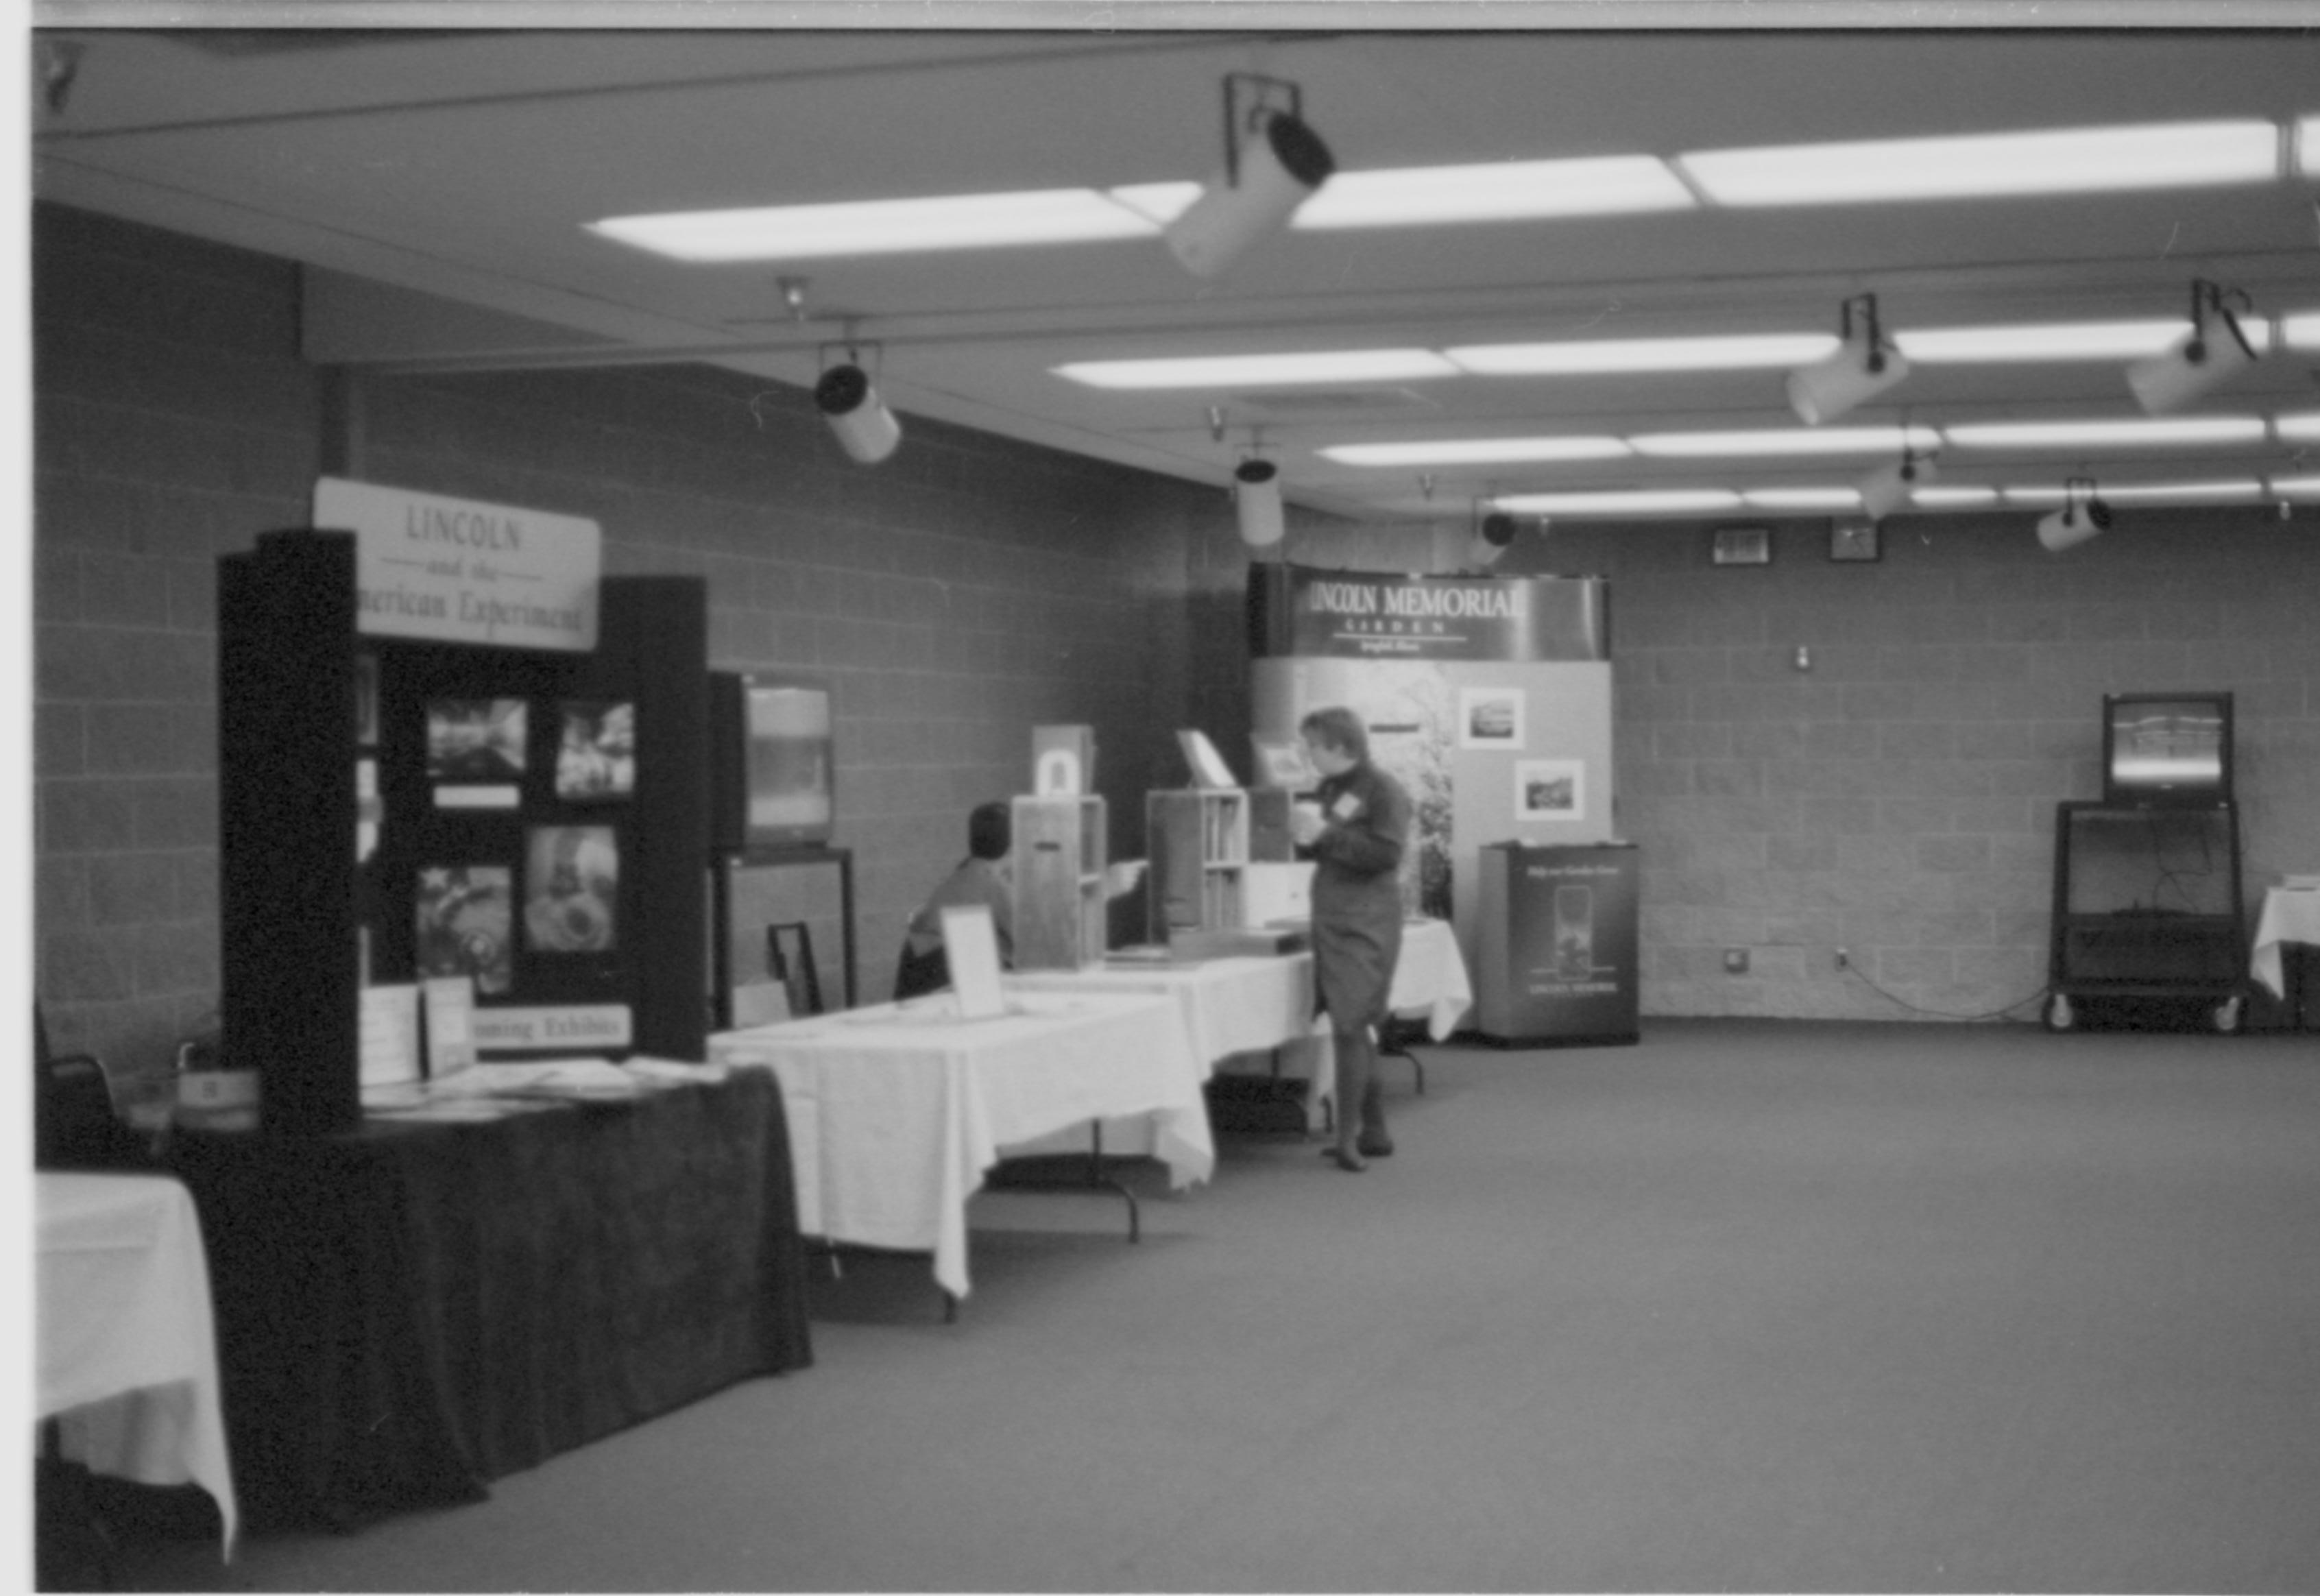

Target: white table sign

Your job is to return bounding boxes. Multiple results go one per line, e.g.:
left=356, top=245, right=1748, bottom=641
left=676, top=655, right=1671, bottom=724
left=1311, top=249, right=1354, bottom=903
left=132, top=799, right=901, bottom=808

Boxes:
left=315, top=476, right=601, bottom=652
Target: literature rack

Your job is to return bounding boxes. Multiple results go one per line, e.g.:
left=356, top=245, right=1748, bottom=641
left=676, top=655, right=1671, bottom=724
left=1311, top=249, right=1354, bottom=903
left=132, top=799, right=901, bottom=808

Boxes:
left=1146, top=790, right=1251, bottom=941
left=1011, top=795, right=1108, bottom=970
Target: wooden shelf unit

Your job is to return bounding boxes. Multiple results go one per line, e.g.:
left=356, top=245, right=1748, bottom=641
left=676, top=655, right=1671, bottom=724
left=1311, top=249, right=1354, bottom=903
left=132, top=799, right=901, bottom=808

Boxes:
left=1147, top=789, right=1255, bottom=941
left=1012, top=795, right=1108, bottom=970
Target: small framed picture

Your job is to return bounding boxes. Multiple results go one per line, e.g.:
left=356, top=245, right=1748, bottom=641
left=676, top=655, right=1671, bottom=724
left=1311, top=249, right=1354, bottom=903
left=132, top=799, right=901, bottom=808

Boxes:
left=1458, top=687, right=1526, bottom=751
left=1711, top=526, right=1773, bottom=566
left=1829, top=518, right=1883, bottom=562
left=1514, top=758, right=1586, bottom=822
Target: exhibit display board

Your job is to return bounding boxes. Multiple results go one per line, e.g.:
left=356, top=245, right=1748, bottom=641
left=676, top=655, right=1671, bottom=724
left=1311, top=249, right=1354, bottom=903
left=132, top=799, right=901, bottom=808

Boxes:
left=1246, top=564, right=1616, bottom=987
left=219, top=527, right=710, bottom=1132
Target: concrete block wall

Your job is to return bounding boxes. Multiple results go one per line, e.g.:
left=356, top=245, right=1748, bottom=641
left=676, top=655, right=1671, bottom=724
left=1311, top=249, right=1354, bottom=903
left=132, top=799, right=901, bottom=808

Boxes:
left=29, top=204, right=1258, bottom=1076
left=1511, top=516, right=2320, bottom=1024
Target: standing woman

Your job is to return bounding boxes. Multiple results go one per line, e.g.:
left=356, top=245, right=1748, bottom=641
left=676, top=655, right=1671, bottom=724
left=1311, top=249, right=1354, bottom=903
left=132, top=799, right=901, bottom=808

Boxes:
left=1292, top=706, right=1414, bottom=1172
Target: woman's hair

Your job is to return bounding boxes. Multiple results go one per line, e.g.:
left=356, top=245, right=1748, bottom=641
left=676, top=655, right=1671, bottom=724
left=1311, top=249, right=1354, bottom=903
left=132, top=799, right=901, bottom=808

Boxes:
left=967, top=801, right=1013, bottom=860
left=1298, top=705, right=1368, bottom=762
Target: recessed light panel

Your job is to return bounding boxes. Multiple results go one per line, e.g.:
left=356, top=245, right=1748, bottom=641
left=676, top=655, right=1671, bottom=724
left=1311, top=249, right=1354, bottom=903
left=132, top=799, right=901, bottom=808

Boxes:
left=1944, top=417, right=2267, bottom=449
left=1493, top=489, right=1744, bottom=515
left=1293, top=156, right=1695, bottom=229
left=1632, top=424, right=1942, bottom=458
left=1321, top=437, right=1630, bottom=466
left=1052, top=350, right=1459, bottom=389
left=1447, top=332, right=1835, bottom=375
left=588, top=188, right=1158, bottom=261
left=1678, top=119, right=2282, bottom=206
left=1896, top=320, right=2199, bottom=363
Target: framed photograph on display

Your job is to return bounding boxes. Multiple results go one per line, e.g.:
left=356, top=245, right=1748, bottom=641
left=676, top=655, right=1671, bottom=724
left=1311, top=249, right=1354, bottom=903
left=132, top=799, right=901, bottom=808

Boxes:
left=1829, top=518, right=1883, bottom=562
left=1514, top=758, right=1586, bottom=822
left=524, top=825, right=620, bottom=954
left=353, top=653, right=379, bottom=746
left=1710, top=526, right=1773, bottom=566
left=414, top=865, right=514, bottom=995
left=555, top=700, right=636, bottom=801
left=1458, top=688, right=1526, bottom=750
left=428, top=698, right=527, bottom=808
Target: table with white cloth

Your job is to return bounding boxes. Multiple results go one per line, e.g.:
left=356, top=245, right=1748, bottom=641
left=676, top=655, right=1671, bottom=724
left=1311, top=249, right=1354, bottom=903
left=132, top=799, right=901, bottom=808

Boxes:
left=708, top=988, right=1214, bottom=1301
left=36, top=1171, right=239, bottom=1558
left=1009, top=917, right=1475, bottom=1135
left=2251, top=884, right=2320, bottom=1026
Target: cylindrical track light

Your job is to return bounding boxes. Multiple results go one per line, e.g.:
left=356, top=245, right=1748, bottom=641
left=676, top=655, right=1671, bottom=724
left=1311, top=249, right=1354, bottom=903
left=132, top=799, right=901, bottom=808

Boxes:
left=1858, top=448, right=1935, bottom=520
left=815, top=362, right=902, bottom=464
left=1787, top=293, right=1909, bottom=424
left=2126, top=279, right=2260, bottom=415
left=1234, top=457, right=1285, bottom=547
left=2037, top=477, right=2113, bottom=553
left=1165, top=74, right=1335, bottom=279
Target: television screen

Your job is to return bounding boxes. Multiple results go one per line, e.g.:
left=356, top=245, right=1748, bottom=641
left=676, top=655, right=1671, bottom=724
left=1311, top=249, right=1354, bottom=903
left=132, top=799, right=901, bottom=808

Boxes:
left=712, top=673, right=835, bottom=847
left=2103, top=692, right=2232, bottom=806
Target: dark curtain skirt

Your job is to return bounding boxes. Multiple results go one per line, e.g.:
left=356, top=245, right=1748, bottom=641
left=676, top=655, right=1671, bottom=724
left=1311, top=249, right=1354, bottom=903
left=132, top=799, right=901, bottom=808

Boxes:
left=169, top=1069, right=812, bottom=1534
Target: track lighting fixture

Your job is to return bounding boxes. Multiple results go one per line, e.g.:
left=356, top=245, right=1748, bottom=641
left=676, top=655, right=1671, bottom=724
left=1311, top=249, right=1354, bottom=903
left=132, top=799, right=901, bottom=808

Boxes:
left=2037, top=476, right=2112, bottom=553
left=1787, top=293, right=1909, bottom=424
left=1164, top=73, right=1336, bottom=279
left=2126, top=279, right=2260, bottom=415
left=814, top=339, right=902, bottom=465
left=1468, top=507, right=1521, bottom=568
left=1234, top=457, right=1285, bottom=548
left=1857, top=445, right=1936, bottom=520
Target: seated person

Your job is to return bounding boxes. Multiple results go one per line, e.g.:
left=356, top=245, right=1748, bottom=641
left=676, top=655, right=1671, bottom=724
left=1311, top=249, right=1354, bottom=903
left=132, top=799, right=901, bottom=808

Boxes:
left=895, top=801, right=1014, bottom=998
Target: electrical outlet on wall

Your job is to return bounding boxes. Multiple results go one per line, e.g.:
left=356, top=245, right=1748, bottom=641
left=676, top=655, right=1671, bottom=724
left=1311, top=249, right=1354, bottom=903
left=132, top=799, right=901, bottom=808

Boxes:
left=1835, top=948, right=1850, bottom=970
left=1724, top=947, right=1750, bottom=974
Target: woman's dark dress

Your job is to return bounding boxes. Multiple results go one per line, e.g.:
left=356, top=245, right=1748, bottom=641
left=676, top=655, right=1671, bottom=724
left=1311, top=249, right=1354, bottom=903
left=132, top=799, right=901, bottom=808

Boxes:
left=1305, top=759, right=1412, bottom=1028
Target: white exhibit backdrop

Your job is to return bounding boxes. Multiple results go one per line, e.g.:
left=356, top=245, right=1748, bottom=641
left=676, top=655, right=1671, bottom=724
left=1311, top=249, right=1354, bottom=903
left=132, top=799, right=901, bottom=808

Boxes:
left=1250, top=654, right=1615, bottom=977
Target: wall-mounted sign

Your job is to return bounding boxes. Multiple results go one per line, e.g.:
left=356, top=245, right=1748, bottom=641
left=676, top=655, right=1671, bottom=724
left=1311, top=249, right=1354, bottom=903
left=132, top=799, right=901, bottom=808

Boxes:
left=315, top=476, right=601, bottom=652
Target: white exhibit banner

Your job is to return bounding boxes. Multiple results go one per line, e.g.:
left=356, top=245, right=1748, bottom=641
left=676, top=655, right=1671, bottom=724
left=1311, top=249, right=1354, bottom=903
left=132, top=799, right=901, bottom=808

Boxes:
left=314, top=475, right=601, bottom=652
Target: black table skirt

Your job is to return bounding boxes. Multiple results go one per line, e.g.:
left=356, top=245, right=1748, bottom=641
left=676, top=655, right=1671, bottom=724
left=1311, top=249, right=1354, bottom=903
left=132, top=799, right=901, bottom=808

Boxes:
left=168, top=1070, right=812, bottom=1534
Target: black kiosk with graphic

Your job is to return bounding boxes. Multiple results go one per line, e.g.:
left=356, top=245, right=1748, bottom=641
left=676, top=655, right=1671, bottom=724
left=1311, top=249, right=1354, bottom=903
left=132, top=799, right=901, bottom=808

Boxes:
left=1473, top=841, right=1641, bottom=1045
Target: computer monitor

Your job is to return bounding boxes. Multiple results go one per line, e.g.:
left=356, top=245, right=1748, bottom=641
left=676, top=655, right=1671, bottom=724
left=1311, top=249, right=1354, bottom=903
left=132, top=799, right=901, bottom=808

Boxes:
left=2102, top=692, right=2232, bottom=807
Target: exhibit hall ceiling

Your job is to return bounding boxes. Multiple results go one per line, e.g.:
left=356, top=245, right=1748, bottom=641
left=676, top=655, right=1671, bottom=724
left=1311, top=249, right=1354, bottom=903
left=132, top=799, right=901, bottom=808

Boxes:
left=30, top=22, right=2320, bottom=524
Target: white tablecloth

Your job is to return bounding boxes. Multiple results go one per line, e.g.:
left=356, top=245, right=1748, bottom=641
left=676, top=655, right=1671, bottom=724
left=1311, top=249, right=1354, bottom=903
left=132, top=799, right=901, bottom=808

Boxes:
left=710, top=989, right=1212, bottom=1298
left=36, top=1171, right=238, bottom=1556
left=2251, top=886, right=2320, bottom=1000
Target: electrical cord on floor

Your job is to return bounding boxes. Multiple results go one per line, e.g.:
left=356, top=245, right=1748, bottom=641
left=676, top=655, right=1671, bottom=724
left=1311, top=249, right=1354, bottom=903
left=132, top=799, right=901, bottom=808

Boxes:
left=1838, top=959, right=2053, bottom=1024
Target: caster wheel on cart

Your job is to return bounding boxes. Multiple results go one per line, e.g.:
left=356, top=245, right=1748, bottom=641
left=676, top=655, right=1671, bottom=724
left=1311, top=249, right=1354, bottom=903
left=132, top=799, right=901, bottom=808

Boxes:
left=2044, top=992, right=2075, bottom=1032
left=2212, top=996, right=2243, bottom=1035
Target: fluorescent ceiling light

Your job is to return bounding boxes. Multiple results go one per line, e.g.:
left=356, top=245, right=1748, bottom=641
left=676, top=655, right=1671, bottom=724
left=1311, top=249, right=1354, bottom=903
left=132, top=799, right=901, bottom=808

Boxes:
left=1493, top=489, right=1744, bottom=515
left=1945, top=417, right=2267, bottom=449
left=1911, top=486, right=2002, bottom=507
left=1052, top=350, right=1458, bottom=389
left=1743, top=488, right=1863, bottom=509
left=588, top=188, right=1159, bottom=261
left=1293, top=156, right=1694, bottom=229
left=2273, top=474, right=2320, bottom=498
left=2089, top=481, right=2267, bottom=503
left=1320, top=437, right=1630, bottom=467
left=1896, top=320, right=2202, bottom=363
left=2280, top=313, right=2320, bottom=352
left=2276, top=412, right=2320, bottom=442
left=2301, top=117, right=2320, bottom=178
left=1678, top=119, right=2281, bottom=206
left=1632, top=424, right=1942, bottom=458
left=1447, top=332, right=1835, bottom=375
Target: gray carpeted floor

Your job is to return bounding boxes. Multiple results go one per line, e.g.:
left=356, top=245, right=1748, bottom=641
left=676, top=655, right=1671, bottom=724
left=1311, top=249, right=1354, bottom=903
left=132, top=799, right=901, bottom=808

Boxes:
left=108, top=1019, right=2320, bottom=1593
